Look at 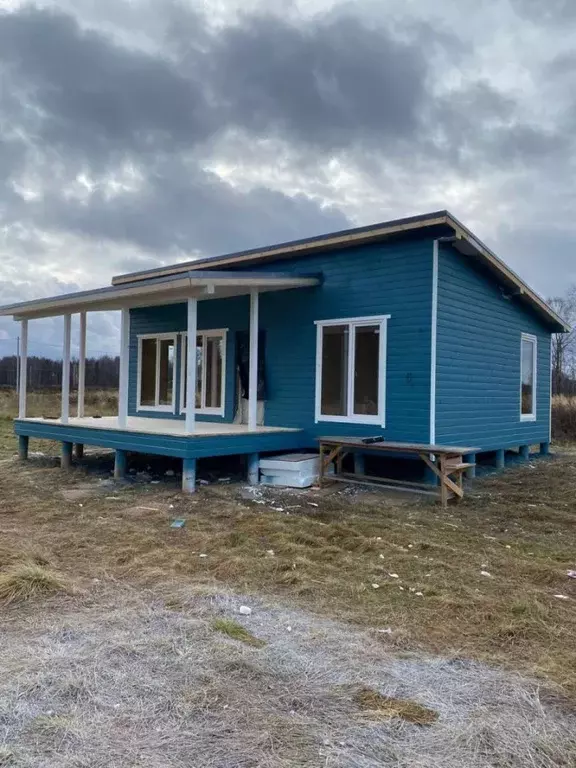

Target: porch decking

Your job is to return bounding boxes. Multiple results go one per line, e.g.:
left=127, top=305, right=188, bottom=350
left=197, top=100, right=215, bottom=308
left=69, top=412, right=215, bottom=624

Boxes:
left=17, top=416, right=299, bottom=438
left=14, top=416, right=309, bottom=470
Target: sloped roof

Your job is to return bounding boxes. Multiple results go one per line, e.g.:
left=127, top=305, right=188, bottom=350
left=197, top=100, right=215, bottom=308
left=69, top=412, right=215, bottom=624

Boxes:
left=111, top=210, right=568, bottom=332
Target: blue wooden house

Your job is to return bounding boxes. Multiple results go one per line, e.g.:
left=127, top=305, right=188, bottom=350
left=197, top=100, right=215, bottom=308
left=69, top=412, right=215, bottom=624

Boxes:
left=0, top=210, right=567, bottom=492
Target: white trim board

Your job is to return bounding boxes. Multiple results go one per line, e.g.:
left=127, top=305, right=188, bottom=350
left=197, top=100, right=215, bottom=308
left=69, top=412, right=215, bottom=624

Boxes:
left=136, top=333, right=178, bottom=413
left=180, top=329, right=227, bottom=417
left=430, top=240, right=439, bottom=444
left=520, top=332, right=537, bottom=422
left=314, top=315, right=389, bottom=427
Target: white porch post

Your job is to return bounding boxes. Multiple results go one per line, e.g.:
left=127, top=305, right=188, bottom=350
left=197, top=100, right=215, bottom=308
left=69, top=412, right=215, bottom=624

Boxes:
left=18, top=319, right=28, bottom=418
left=185, top=298, right=197, bottom=434
left=118, top=308, right=130, bottom=429
left=77, top=311, right=86, bottom=418
left=61, top=314, right=71, bottom=424
left=248, top=290, right=259, bottom=431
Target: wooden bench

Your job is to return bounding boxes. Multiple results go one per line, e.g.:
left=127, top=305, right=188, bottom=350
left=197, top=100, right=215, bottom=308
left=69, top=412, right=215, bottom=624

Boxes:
left=318, top=437, right=479, bottom=507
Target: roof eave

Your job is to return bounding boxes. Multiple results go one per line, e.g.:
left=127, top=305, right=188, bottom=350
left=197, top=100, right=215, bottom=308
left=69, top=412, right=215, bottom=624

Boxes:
left=0, top=271, right=321, bottom=321
left=111, top=211, right=451, bottom=286
left=444, top=214, right=569, bottom=332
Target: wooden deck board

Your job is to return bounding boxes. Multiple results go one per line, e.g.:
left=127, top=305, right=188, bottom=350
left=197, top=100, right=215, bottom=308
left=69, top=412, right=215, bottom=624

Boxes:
left=19, top=416, right=299, bottom=438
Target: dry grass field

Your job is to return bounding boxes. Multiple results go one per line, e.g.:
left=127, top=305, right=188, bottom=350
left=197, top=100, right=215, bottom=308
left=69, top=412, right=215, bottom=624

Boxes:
left=0, top=388, right=118, bottom=420
left=0, top=397, right=575, bottom=766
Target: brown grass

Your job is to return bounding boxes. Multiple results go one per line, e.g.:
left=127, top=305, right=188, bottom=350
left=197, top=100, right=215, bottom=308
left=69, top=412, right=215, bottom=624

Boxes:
left=354, top=686, right=439, bottom=725
left=0, top=409, right=574, bottom=698
left=0, top=388, right=118, bottom=419
left=0, top=561, right=69, bottom=605
left=552, top=395, right=576, bottom=441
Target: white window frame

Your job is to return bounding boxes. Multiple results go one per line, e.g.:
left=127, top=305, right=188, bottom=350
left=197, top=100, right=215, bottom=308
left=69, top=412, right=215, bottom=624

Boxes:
left=136, top=333, right=177, bottom=413
left=520, top=332, right=537, bottom=422
left=180, top=329, right=227, bottom=416
left=314, top=315, right=390, bottom=426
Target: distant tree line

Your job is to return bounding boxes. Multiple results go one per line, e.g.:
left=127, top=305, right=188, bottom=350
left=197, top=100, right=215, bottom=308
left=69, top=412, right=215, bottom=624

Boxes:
left=548, top=288, right=576, bottom=396
left=0, top=355, right=119, bottom=390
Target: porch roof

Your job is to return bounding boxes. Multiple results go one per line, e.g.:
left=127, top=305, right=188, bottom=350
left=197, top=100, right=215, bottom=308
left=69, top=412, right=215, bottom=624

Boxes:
left=0, top=270, right=321, bottom=320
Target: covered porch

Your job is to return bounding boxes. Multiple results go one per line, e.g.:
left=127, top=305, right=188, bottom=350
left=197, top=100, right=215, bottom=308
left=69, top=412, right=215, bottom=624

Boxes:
left=1, top=269, right=320, bottom=491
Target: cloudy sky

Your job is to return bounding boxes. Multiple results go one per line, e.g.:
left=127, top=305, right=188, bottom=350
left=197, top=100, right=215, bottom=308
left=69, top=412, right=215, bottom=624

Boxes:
left=0, top=0, right=575, bottom=358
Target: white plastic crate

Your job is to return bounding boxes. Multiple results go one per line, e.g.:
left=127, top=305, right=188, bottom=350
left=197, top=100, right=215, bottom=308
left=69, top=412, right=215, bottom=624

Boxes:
left=259, top=452, right=331, bottom=488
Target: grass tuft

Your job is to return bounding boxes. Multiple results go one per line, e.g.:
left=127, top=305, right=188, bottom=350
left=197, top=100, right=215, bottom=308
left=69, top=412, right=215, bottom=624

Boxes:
left=354, top=686, right=439, bottom=725
left=0, top=562, right=68, bottom=605
left=0, top=746, right=15, bottom=766
left=212, top=618, right=267, bottom=648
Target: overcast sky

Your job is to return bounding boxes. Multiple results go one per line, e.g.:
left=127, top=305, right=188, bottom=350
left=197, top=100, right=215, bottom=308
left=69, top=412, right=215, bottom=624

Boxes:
left=1, top=0, right=576, bottom=358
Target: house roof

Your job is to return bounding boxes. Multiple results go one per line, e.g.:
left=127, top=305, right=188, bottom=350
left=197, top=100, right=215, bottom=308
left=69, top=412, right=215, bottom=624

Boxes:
left=0, top=271, right=320, bottom=320
left=111, top=210, right=569, bottom=332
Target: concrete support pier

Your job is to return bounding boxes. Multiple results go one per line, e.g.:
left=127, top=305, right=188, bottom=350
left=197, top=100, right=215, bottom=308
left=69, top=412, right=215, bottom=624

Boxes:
left=61, top=441, right=73, bottom=469
left=114, top=449, right=127, bottom=479
left=464, top=452, right=476, bottom=479
left=18, top=435, right=29, bottom=461
left=248, top=453, right=260, bottom=485
left=74, top=443, right=84, bottom=460
left=353, top=452, right=366, bottom=475
left=182, top=458, right=197, bottom=493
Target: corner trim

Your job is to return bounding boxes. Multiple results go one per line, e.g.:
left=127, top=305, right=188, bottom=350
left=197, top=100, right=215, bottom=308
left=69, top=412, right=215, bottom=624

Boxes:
left=430, top=240, right=439, bottom=444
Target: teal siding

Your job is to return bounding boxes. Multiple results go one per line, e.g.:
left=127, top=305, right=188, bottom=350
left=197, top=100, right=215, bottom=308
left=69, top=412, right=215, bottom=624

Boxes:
left=255, top=238, right=434, bottom=441
left=436, top=244, right=551, bottom=450
left=127, top=237, right=436, bottom=443
left=123, top=234, right=554, bottom=457
left=129, top=296, right=249, bottom=421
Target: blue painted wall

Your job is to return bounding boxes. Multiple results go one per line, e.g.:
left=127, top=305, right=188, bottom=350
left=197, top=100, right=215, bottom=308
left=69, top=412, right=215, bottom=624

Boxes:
left=129, top=236, right=436, bottom=443
left=127, top=235, right=554, bottom=454
left=252, top=238, right=434, bottom=442
left=435, top=243, right=551, bottom=450
left=129, top=296, right=249, bottom=421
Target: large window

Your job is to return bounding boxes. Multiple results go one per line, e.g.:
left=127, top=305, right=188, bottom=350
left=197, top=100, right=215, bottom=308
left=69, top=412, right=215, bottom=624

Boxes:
left=520, top=333, right=537, bottom=421
left=180, top=330, right=226, bottom=415
left=137, top=334, right=176, bottom=411
left=315, top=315, right=389, bottom=425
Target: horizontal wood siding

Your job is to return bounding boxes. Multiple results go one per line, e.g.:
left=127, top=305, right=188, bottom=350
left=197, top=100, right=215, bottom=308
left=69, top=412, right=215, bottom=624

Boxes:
left=245, top=238, right=434, bottom=442
left=436, top=244, right=551, bottom=450
left=128, top=297, right=249, bottom=421
left=127, top=237, right=434, bottom=443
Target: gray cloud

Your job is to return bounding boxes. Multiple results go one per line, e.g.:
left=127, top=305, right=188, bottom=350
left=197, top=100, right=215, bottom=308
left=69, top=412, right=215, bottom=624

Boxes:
left=0, top=0, right=574, bottom=357
left=0, top=6, right=214, bottom=165
left=511, top=0, right=576, bottom=24
left=41, top=160, right=349, bottom=256
left=206, top=14, right=428, bottom=150
left=0, top=4, right=360, bottom=265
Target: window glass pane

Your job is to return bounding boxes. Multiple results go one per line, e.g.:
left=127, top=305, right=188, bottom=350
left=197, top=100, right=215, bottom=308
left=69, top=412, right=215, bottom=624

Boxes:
left=321, top=325, right=348, bottom=416
left=195, top=336, right=203, bottom=409
left=205, top=336, right=223, bottom=408
left=521, top=338, right=535, bottom=415
left=140, top=338, right=156, bottom=406
left=353, top=325, right=379, bottom=415
left=158, top=339, right=174, bottom=406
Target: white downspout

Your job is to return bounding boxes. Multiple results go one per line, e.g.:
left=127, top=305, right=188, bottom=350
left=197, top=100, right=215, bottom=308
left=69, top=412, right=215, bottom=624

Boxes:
left=430, top=240, right=439, bottom=445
